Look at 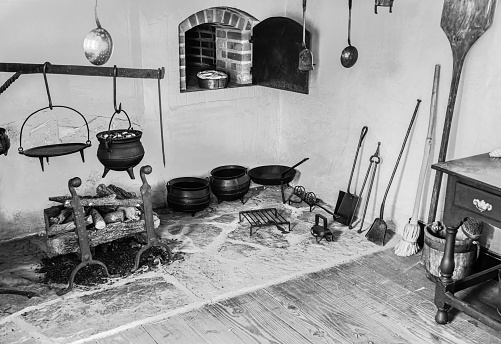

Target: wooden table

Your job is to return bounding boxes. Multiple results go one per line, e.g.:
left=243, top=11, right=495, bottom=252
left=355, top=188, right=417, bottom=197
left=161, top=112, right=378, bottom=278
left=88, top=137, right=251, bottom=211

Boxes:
left=432, top=153, right=501, bottom=330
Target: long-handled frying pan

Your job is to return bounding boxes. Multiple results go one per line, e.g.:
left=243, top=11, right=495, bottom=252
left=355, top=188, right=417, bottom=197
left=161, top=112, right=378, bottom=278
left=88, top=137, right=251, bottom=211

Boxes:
left=248, top=158, right=309, bottom=186
left=428, top=0, right=497, bottom=224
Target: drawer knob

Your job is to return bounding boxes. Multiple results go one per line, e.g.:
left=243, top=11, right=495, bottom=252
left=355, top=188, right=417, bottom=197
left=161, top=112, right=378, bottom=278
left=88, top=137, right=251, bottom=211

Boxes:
left=473, top=199, right=492, bottom=212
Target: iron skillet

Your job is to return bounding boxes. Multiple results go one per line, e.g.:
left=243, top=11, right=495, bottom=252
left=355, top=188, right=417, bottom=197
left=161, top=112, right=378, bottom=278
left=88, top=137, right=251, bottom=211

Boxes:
left=248, top=158, right=309, bottom=185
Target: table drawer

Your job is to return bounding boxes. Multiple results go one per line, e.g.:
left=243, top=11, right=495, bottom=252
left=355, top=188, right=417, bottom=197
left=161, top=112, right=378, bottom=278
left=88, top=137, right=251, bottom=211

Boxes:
left=453, top=182, right=501, bottom=223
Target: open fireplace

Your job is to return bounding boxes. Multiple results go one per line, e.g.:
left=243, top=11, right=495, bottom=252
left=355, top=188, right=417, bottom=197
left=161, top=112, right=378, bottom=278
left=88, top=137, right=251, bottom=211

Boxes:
left=178, top=7, right=312, bottom=94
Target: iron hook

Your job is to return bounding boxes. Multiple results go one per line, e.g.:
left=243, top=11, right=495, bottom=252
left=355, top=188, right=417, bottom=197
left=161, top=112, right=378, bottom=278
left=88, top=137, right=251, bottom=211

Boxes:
left=113, top=65, right=121, bottom=113
left=43, top=62, right=53, bottom=110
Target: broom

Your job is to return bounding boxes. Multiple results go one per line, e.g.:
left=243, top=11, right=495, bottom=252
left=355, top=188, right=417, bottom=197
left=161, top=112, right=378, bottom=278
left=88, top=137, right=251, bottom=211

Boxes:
left=394, top=64, right=441, bottom=257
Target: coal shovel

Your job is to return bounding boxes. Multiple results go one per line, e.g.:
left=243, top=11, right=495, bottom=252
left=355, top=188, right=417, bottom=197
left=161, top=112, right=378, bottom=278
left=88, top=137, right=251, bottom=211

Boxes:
left=428, top=0, right=497, bottom=223
left=366, top=99, right=421, bottom=246
left=298, top=0, right=314, bottom=71
left=334, top=126, right=368, bottom=226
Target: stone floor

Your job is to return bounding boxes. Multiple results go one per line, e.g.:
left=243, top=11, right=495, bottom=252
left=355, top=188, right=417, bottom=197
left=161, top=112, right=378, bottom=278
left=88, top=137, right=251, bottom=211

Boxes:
left=0, top=185, right=398, bottom=344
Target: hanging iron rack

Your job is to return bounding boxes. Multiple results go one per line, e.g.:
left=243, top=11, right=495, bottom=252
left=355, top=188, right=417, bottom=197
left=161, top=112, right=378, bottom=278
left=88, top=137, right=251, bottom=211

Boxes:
left=0, top=62, right=164, bottom=79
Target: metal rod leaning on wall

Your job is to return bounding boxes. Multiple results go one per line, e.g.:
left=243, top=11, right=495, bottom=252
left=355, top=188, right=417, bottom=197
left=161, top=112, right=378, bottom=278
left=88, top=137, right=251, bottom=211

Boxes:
left=0, top=62, right=164, bottom=79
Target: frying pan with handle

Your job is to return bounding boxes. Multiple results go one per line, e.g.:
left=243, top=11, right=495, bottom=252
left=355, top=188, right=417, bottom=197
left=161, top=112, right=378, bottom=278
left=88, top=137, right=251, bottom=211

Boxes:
left=248, top=158, right=309, bottom=186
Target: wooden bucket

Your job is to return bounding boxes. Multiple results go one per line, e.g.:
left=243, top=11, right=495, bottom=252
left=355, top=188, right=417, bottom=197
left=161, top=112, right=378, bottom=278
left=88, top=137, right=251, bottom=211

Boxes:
left=423, top=226, right=477, bottom=281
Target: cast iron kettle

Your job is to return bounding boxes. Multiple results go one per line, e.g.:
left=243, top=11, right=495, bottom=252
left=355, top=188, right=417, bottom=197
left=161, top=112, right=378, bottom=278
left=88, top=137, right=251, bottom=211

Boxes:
left=341, top=0, right=358, bottom=68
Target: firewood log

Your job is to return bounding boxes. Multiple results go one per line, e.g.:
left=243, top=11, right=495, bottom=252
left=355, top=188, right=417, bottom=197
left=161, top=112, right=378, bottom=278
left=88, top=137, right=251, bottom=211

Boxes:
left=103, top=210, right=125, bottom=224
left=118, top=206, right=141, bottom=222
left=107, top=184, right=137, bottom=199
left=49, top=207, right=73, bottom=225
left=91, top=208, right=106, bottom=230
left=61, top=195, right=142, bottom=208
left=96, top=183, right=115, bottom=197
left=46, top=220, right=146, bottom=255
left=46, top=215, right=92, bottom=237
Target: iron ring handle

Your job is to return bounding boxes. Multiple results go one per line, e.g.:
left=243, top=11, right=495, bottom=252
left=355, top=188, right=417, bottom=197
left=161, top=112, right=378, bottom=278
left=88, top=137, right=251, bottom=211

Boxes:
left=107, top=109, right=132, bottom=132
left=473, top=199, right=492, bottom=212
left=18, top=105, right=91, bottom=153
left=315, top=213, right=327, bottom=227
left=358, top=126, right=368, bottom=147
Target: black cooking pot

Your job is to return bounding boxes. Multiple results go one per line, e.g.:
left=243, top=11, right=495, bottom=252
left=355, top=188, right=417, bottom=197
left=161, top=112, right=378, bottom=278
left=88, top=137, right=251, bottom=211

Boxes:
left=248, top=158, right=309, bottom=185
left=166, top=177, right=211, bottom=216
left=96, top=110, right=144, bottom=179
left=210, top=165, right=250, bottom=203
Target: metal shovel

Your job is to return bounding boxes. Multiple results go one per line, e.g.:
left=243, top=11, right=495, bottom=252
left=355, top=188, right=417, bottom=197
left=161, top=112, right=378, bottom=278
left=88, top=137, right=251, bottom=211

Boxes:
left=334, top=126, right=368, bottom=226
left=298, top=0, right=314, bottom=71
left=366, top=99, right=421, bottom=246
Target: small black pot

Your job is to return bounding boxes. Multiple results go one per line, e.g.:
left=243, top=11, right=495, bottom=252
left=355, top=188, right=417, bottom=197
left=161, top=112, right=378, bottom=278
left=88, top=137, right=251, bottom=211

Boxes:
left=166, top=177, right=210, bottom=216
left=210, top=165, right=250, bottom=203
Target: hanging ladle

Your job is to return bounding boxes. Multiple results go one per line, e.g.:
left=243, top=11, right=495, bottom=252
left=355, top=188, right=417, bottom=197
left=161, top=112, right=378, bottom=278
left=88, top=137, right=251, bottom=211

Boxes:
left=341, top=0, right=358, bottom=68
left=83, top=0, right=113, bottom=65
left=298, top=0, right=314, bottom=71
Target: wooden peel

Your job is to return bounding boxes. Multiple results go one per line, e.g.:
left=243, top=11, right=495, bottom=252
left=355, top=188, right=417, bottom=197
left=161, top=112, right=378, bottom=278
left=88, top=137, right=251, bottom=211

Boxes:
left=428, top=0, right=497, bottom=224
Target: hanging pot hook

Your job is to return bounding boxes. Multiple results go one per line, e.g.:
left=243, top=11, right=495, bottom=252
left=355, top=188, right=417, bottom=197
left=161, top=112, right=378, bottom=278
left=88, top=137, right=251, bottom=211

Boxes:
left=113, top=65, right=121, bottom=113
left=43, top=62, right=53, bottom=110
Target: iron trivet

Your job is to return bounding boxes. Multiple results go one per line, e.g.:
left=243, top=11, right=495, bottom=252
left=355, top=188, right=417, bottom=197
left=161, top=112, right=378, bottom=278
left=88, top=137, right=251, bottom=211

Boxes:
left=239, top=208, right=290, bottom=236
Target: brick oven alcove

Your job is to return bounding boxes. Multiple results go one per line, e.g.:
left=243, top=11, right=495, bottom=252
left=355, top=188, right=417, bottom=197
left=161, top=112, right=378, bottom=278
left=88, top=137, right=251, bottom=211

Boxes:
left=179, top=7, right=311, bottom=94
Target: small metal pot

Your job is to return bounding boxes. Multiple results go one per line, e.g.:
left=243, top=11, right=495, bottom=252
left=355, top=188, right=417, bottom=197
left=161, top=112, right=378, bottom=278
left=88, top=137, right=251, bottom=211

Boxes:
left=96, top=110, right=144, bottom=179
left=166, top=177, right=211, bottom=216
left=210, top=165, right=250, bottom=203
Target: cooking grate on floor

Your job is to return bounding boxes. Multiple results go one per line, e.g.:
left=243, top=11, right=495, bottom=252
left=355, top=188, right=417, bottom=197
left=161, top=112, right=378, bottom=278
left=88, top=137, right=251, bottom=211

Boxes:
left=239, top=208, right=291, bottom=236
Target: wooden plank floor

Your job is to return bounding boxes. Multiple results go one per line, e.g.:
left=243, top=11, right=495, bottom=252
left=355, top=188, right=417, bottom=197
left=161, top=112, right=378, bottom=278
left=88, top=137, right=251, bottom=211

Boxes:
left=91, top=249, right=501, bottom=344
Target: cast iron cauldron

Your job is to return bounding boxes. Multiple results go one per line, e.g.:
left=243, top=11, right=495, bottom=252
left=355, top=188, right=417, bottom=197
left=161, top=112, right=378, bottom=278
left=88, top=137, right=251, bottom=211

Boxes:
left=210, top=165, right=250, bottom=203
left=166, top=177, right=211, bottom=216
left=96, top=110, right=144, bottom=179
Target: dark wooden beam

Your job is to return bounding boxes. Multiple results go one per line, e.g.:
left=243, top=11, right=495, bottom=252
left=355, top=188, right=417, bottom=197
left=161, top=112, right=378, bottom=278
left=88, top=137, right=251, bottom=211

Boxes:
left=0, top=62, right=164, bottom=79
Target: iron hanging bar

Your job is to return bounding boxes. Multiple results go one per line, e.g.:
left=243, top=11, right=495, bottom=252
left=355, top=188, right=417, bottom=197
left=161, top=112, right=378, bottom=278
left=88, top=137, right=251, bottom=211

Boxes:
left=158, top=68, right=166, bottom=167
left=0, top=63, right=164, bottom=79
left=43, top=62, right=53, bottom=110
left=113, top=65, right=121, bottom=113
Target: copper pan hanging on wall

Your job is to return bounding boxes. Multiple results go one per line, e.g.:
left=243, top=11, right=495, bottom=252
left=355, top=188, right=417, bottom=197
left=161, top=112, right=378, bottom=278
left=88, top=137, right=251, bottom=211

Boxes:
left=18, top=62, right=92, bottom=171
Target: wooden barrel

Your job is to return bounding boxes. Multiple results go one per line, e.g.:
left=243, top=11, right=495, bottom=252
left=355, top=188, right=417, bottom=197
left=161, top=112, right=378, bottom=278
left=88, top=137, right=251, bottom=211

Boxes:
left=423, top=226, right=477, bottom=281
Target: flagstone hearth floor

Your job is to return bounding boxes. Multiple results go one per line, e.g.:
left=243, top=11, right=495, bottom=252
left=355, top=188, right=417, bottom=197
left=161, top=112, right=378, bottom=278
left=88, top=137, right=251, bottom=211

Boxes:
left=3, top=186, right=496, bottom=343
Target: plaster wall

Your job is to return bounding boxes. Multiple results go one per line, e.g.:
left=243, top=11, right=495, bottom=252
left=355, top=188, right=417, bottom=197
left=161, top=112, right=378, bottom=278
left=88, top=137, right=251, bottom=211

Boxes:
left=1, top=0, right=500, bottom=242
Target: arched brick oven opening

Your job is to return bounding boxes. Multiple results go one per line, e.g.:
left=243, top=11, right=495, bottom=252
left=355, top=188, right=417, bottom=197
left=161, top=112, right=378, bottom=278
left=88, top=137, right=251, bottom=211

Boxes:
left=179, top=7, right=259, bottom=92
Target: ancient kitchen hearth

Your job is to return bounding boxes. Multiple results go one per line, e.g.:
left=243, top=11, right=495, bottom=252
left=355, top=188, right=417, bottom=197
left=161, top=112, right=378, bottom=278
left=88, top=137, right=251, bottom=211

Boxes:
left=179, top=6, right=312, bottom=93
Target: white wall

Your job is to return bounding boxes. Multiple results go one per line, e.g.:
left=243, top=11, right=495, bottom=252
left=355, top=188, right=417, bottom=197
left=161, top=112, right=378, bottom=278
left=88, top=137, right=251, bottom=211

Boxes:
left=1, top=0, right=500, bottom=241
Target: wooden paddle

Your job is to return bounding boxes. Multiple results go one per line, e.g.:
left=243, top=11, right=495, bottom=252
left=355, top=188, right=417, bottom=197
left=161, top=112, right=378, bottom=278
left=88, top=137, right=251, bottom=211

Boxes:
left=428, top=0, right=497, bottom=224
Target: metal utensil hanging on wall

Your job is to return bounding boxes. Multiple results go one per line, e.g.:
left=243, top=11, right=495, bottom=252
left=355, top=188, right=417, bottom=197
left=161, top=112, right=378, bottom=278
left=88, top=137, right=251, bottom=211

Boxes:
left=83, top=0, right=113, bottom=65
left=18, top=62, right=92, bottom=171
left=375, top=0, right=394, bottom=14
left=298, top=0, right=314, bottom=71
left=341, top=0, right=358, bottom=68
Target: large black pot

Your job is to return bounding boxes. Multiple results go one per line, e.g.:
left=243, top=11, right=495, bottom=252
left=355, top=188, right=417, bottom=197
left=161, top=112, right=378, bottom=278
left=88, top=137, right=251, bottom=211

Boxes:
left=96, top=110, right=144, bottom=179
left=210, top=165, right=250, bottom=203
left=166, top=177, right=210, bottom=216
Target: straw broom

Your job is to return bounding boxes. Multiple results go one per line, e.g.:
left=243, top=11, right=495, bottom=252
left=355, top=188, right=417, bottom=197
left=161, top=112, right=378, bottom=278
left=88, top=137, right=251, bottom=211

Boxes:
left=394, top=64, right=440, bottom=257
